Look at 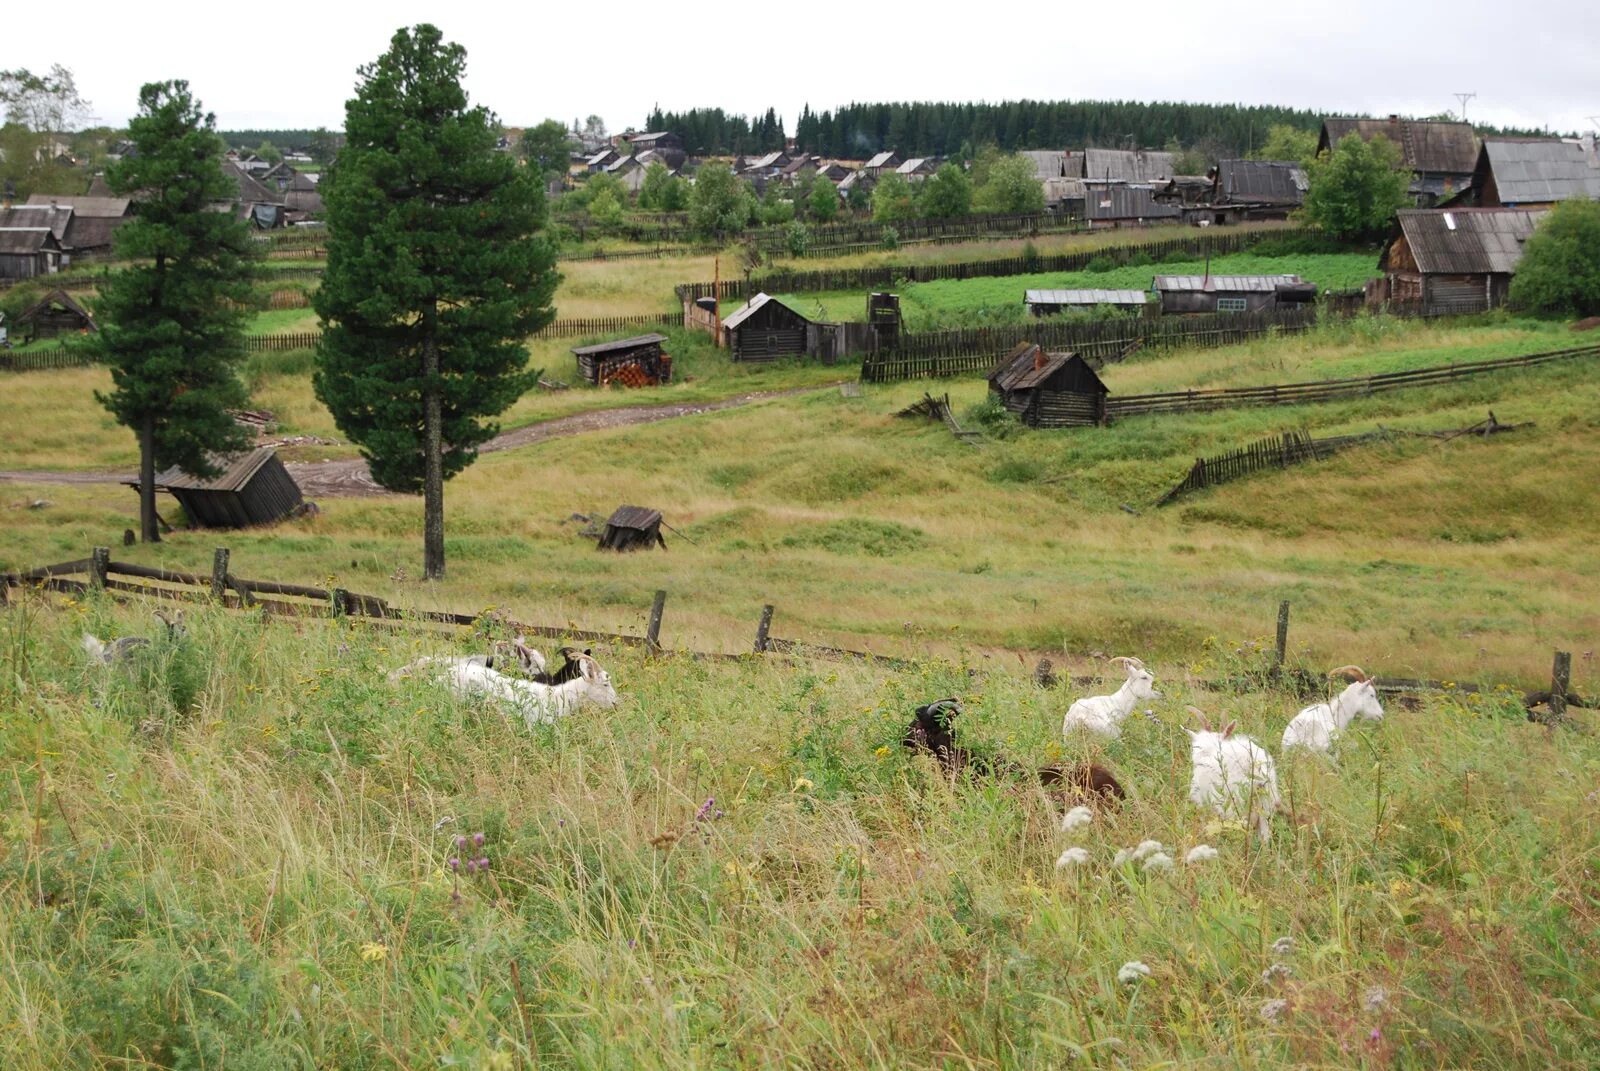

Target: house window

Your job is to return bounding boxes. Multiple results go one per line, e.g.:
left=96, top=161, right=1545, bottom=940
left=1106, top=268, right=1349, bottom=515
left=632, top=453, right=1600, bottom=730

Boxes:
left=1216, top=297, right=1248, bottom=313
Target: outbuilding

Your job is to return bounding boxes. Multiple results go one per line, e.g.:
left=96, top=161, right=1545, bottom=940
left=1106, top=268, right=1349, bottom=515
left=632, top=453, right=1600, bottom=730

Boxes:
left=1024, top=289, right=1149, bottom=317
left=1153, top=274, right=1308, bottom=315
left=597, top=505, right=667, bottom=552
left=1377, top=207, right=1544, bottom=313
left=13, top=288, right=97, bottom=342
left=571, top=333, right=672, bottom=387
left=720, top=292, right=813, bottom=362
left=987, top=343, right=1108, bottom=425
left=130, top=447, right=304, bottom=529
left=0, top=227, right=63, bottom=279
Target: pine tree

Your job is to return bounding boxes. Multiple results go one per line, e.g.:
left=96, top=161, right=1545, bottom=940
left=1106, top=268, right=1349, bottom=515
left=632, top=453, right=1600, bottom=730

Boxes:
left=314, top=25, right=558, bottom=580
left=89, top=80, right=258, bottom=544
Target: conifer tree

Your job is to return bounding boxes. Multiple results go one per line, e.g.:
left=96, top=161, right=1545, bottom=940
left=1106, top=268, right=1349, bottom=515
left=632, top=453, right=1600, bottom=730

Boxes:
left=314, top=25, right=558, bottom=579
left=90, top=81, right=258, bottom=543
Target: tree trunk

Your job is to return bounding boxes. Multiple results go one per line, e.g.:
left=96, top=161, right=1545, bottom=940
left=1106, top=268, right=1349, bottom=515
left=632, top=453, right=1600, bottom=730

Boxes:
left=139, top=416, right=160, bottom=544
left=422, top=324, right=445, bottom=580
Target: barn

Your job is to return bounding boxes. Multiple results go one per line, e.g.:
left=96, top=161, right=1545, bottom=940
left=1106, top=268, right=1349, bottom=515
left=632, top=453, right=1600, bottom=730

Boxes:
left=130, top=447, right=305, bottom=529
left=1378, top=207, right=1544, bottom=313
left=14, top=289, right=97, bottom=342
left=721, top=293, right=813, bottom=362
left=1154, top=274, right=1309, bottom=315
left=1024, top=289, right=1148, bottom=317
left=988, top=343, right=1108, bottom=426
left=570, top=333, right=672, bottom=387
left=1318, top=116, right=1478, bottom=205
left=597, top=505, right=666, bottom=552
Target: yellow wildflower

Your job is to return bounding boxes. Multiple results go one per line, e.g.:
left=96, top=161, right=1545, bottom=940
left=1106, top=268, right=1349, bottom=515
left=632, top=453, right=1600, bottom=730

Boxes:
left=359, top=942, right=389, bottom=963
left=792, top=777, right=814, bottom=792
left=874, top=745, right=891, bottom=759
left=1389, top=878, right=1415, bottom=898
left=260, top=724, right=277, bottom=738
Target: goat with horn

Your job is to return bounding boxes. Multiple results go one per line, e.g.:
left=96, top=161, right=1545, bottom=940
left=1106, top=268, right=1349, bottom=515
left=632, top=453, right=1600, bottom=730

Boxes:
left=1061, top=656, right=1161, bottom=739
left=1281, top=665, right=1384, bottom=754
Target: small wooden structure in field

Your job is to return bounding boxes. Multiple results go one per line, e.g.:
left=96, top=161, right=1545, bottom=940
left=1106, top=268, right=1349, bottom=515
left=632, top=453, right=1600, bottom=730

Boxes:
left=13, top=288, right=96, bottom=341
left=571, top=333, right=672, bottom=387
left=128, top=447, right=304, bottom=529
left=597, top=505, right=667, bottom=552
left=1024, top=289, right=1148, bottom=317
left=989, top=343, right=1108, bottom=427
left=1154, top=274, right=1311, bottom=315
left=1377, top=208, right=1544, bottom=313
left=721, top=293, right=813, bottom=362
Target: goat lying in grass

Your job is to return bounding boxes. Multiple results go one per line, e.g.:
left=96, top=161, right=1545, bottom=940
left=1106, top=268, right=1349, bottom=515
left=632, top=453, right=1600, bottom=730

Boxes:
left=905, top=698, right=1126, bottom=805
left=388, top=636, right=563, bottom=684
left=1282, top=665, right=1384, bottom=753
left=1061, top=656, right=1161, bottom=739
left=403, top=648, right=619, bottom=729
left=82, top=610, right=185, bottom=665
left=1184, top=707, right=1280, bottom=843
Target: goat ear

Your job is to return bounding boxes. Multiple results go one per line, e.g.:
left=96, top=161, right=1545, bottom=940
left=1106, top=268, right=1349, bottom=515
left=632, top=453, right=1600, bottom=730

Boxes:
left=1222, top=721, right=1236, bottom=739
left=1185, top=705, right=1211, bottom=731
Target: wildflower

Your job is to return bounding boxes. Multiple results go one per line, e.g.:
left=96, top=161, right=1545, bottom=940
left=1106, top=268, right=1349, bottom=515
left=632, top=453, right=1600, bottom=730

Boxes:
left=1142, top=852, right=1174, bottom=873
left=1368, top=1027, right=1382, bottom=1045
left=1364, top=985, right=1389, bottom=1012
left=476, top=856, right=489, bottom=870
left=455, top=835, right=468, bottom=850
left=874, top=745, right=891, bottom=759
left=792, top=777, right=814, bottom=792
left=449, top=857, right=461, bottom=871
left=1262, top=962, right=1294, bottom=983
left=465, top=859, right=478, bottom=874
left=1271, top=936, right=1296, bottom=957
left=558, top=818, right=566, bottom=827
left=261, top=724, right=277, bottom=738
left=1131, top=840, right=1165, bottom=861
left=1061, top=805, right=1094, bottom=833
left=1055, top=847, right=1091, bottom=869
left=1185, top=845, right=1219, bottom=864
left=1112, top=848, right=1132, bottom=866
left=1388, top=878, right=1414, bottom=898
left=1259, top=998, right=1288, bottom=1023
left=473, top=832, right=486, bottom=847
left=1117, top=961, right=1151, bottom=985
left=359, top=942, right=388, bottom=962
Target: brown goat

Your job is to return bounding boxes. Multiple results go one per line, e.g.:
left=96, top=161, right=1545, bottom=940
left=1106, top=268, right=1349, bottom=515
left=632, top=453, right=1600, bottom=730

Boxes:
left=903, top=699, right=1126, bottom=804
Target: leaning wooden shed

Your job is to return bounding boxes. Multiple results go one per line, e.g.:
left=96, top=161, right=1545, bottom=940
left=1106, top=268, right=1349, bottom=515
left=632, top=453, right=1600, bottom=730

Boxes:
left=129, top=447, right=304, bottom=529
left=14, top=288, right=96, bottom=341
left=597, top=505, right=666, bottom=551
left=988, top=343, right=1107, bottom=426
left=571, top=333, right=672, bottom=386
left=721, top=293, right=812, bottom=362
left=1025, top=289, right=1148, bottom=317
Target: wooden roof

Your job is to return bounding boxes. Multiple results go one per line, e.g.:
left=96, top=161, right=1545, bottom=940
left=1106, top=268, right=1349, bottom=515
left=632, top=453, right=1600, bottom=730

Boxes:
left=1153, top=274, right=1303, bottom=292
left=1320, top=117, right=1477, bottom=175
left=720, top=292, right=808, bottom=331
left=16, top=288, right=96, bottom=330
left=988, top=343, right=1103, bottom=393
left=1076, top=148, right=1176, bottom=183
left=144, top=447, right=282, bottom=492
left=1477, top=138, right=1600, bottom=204
left=604, top=504, right=662, bottom=531
left=1384, top=208, right=1545, bottom=275
left=1025, top=289, right=1148, bottom=307
left=571, top=333, right=667, bottom=356
left=0, top=227, right=62, bottom=254
left=24, top=194, right=131, bottom=217
left=1215, top=159, right=1308, bottom=204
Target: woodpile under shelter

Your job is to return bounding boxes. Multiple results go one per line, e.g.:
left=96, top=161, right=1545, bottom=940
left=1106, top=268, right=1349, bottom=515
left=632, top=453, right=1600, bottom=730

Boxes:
left=1377, top=208, right=1544, bottom=313
left=988, top=343, right=1108, bottom=426
left=1025, top=289, right=1148, bottom=317
left=130, top=447, right=304, bottom=529
left=721, top=293, right=813, bottom=362
left=13, top=288, right=96, bottom=342
left=1154, top=274, right=1310, bottom=315
left=597, top=505, right=666, bottom=552
left=571, top=333, right=672, bottom=387
left=1318, top=116, right=1478, bottom=204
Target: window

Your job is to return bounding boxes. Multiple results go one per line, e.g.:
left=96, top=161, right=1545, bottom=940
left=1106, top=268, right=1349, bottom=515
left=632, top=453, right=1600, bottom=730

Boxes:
left=1216, top=297, right=1248, bottom=313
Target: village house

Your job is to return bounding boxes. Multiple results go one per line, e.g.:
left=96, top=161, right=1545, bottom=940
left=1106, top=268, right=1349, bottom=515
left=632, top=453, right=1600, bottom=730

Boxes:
left=1068, top=148, right=1177, bottom=184
left=1376, top=207, right=1544, bottom=313
left=1154, top=274, right=1312, bottom=314
left=20, top=195, right=133, bottom=257
left=894, top=157, right=939, bottom=182
left=624, top=131, right=686, bottom=169
left=987, top=343, right=1108, bottom=425
left=1211, top=160, right=1307, bottom=211
left=0, top=226, right=63, bottom=280
left=1082, top=183, right=1181, bottom=227
left=720, top=293, right=814, bottom=361
left=1318, top=116, right=1477, bottom=205
left=860, top=150, right=903, bottom=177
left=1468, top=136, right=1600, bottom=208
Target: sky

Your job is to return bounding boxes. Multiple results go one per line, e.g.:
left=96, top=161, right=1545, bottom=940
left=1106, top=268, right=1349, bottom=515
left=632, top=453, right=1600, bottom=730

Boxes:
left=6, top=0, right=1597, bottom=138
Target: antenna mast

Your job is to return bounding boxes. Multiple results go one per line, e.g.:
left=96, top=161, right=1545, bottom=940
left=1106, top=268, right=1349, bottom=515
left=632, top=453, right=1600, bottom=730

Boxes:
left=1453, top=93, right=1477, bottom=123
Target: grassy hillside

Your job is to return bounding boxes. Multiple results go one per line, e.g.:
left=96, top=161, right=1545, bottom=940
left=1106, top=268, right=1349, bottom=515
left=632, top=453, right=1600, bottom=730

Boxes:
left=1, top=600, right=1595, bottom=1068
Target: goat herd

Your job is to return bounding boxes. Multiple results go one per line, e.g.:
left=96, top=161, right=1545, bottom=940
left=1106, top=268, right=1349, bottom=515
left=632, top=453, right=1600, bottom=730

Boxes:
left=82, top=616, right=1386, bottom=846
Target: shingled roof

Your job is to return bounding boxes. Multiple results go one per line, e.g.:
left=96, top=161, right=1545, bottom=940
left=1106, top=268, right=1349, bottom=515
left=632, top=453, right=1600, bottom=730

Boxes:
left=1384, top=208, right=1546, bottom=274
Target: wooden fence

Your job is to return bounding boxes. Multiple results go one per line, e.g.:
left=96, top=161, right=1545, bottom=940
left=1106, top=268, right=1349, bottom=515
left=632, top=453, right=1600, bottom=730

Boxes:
left=675, top=226, right=1312, bottom=303
left=1103, top=343, right=1600, bottom=419
left=749, top=211, right=1089, bottom=255
left=1157, top=429, right=1374, bottom=505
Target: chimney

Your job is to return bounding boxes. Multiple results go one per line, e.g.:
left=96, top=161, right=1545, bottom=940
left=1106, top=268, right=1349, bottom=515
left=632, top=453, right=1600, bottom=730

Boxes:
left=1034, top=346, right=1044, bottom=371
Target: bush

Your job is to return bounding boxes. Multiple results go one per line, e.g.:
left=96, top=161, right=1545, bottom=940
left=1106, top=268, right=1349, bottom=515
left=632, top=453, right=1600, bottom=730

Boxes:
left=1084, top=255, right=1114, bottom=274
left=784, top=220, right=811, bottom=258
left=1509, top=199, right=1600, bottom=317
left=1021, top=241, right=1041, bottom=272
left=879, top=226, right=900, bottom=251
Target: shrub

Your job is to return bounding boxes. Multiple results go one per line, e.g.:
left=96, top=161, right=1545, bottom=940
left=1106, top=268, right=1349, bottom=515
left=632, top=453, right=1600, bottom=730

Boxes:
left=1509, top=199, right=1600, bottom=317
left=784, top=220, right=811, bottom=258
left=879, top=226, right=900, bottom=251
left=1084, top=255, right=1114, bottom=274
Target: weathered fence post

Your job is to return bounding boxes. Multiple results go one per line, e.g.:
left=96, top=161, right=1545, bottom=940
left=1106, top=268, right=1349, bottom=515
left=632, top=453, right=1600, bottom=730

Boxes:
left=646, top=590, right=667, bottom=651
left=754, top=604, right=775, bottom=654
left=89, top=546, right=110, bottom=591
left=1547, top=650, right=1571, bottom=723
left=330, top=588, right=348, bottom=617
left=210, top=548, right=230, bottom=601
left=1274, top=601, right=1291, bottom=675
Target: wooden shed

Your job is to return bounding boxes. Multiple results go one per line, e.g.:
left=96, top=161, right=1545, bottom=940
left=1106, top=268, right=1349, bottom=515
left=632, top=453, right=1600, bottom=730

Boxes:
left=1025, top=289, right=1149, bottom=317
left=1377, top=208, right=1544, bottom=313
left=571, top=333, right=672, bottom=387
left=721, top=293, right=812, bottom=362
left=1153, top=274, right=1307, bottom=315
left=597, top=505, right=666, bottom=552
left=130, top=447, right=304, bottom=529
left=0, top=227, right=63, bottom=280
left=14, top=288, right=96, bottom=342
left=988, top=343, right=1107, bottom=426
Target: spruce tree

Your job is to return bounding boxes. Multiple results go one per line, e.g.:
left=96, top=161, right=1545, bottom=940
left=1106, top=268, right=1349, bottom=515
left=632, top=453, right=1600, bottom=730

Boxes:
left=314, top=25, right=558, bottom=580
left=90, top=81, right=258, bottom=544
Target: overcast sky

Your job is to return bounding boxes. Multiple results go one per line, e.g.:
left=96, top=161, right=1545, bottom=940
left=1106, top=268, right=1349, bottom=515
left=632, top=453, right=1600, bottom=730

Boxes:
left=8, top=0, right=1596, bottom=138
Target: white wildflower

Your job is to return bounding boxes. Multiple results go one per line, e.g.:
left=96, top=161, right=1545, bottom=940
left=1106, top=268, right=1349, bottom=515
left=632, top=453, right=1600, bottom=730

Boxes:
left=1112, top=848, right=1132, bottom=866
left=1130, top=839, right=1165, bottom=861
left=1262, top=962, right=1294, bottom=983
left=1259, top=998, right=1288, bottom=1023
left=1271, top=935, right=1296, bottom=957
left=1364, top=985, right=1389, bottom=1011
left=1061, top=805, right=1094, bottom=833
left=1117, top=960, right=1151, bottom=985
left=1184, top=844, right=1219, bottom=864
left=1055, top=847, right=1091, bottom=869
left=1141, top=852, right=1175, bottom=872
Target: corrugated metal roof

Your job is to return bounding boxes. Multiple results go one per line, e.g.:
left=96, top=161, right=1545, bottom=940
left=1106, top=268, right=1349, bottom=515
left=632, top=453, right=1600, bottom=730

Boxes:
left=1321, top=117, right=1477, bottom=175
left=1082, top=184, right=1181, bottom=221
left=24, top=195, right=131, bottom=217
left=1393, top=208, right=1546, bottom=274
left=1216, top=159, right=1307, bottom=204
left=605, top=505, right=662, bottom=531
left=1025, top=289, right=1147, bottom=306
left=720, top=292, right=809, bottom=331
left=1481, top=138, right=1600, bottom=204
left=1153, top=274, right=1304, bottom=292
left=571, top=333, right=667, bottom=356
left=746, top=151, right=787, bottom=170
left=1075, top=148, right=1176, bottom=183
left=147, top=447, right=279, bottom=492
left=1018, top=150, right=1066, bottom=180
left=864, top=151, right=899, bottom=169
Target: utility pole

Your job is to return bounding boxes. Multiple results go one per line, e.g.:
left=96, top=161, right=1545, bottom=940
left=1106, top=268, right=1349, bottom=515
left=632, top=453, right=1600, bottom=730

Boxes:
left=1453, top=92, right=1477, bottom=123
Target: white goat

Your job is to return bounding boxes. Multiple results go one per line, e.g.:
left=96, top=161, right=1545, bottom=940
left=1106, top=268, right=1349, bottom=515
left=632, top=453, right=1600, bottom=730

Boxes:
left=1282, top=665, right=1385, bottom=753
left=415, top=650, right=619, bottom=729
left=1062, top=656, right=1161, bottom=739
left=1185, top=708, right=1280, bottom=843
left=388, top=635, right=548, bottom=684
left=82, top=610, right=184, bottom=665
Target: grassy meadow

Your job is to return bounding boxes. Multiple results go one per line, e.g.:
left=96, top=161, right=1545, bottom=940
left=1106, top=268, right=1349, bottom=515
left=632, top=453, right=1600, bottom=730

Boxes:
left=0, top=599, right=1596, bottom=1068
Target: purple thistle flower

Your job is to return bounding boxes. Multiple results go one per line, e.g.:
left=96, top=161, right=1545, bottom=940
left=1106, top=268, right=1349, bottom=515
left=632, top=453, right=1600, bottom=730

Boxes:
left=455, top=835, right=467, bottom=849
left=449, top=857, right=460, bottom=871
left=694, top=797, right=715, bottom=823
left=558, top=818, right=566, bottom=827
left=477, top=856, right=489, bottom=870
left=627, top=938, right=637, bottom=949
left=714, top=809, right=724, bottom=819
left=473, top=832, right=485, bottom=847
left=466, top=859, right=478, bottom=874
left=1369, top=1028, right=1382, bottom=1044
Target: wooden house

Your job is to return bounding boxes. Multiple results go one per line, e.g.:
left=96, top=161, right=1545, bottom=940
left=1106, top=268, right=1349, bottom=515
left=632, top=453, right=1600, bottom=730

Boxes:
left=13, top=288, right=96, bottom=342
left=1318, top=116, right=1477, bottom=205
left=1211, top=160, right=1307, bottom=213
left=1024, top=289, right=1149, bottom=317
left=861, top=151, right=903, bottom=176
left=571, top=333, right=672, bottom=387
left=1469, top=137, right=1600, bottom=208
left=597, top=505, right=666, bottom=552
left=987, top=343, right=1107, bottom=426
left=1154, top=274, right=1309, bottom=314
left=130, top=447, right=304, bottom=529
left=895, top=157, right=939, bottom=182
left=21, top=195, right=132, bottom=257
left=0, top=227, right=63, bottom=279
left=720, top=293, right=813, bottom=361
left=1082, top=183, right=1181, bottom=227
left=625, top=132, right=686, bottom=169
left=1069, top=148, right=1177, bottom=184
left=1377, top=208, right=1544, bottom=313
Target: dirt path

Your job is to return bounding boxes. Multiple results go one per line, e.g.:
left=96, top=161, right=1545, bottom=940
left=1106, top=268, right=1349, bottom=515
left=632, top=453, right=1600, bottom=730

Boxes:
left=0, top=384, right=839, bottom=499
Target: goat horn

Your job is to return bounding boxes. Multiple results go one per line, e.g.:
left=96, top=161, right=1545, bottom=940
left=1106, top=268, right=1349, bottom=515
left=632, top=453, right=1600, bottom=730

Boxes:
left=1110, top=656, right=1145, bottom=670
left=1327, top=665, right=1368, bottom=683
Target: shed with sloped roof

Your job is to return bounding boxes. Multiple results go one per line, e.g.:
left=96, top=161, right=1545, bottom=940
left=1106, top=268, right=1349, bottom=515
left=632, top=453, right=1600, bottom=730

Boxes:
left=1378, top=207, right=1545, bottom=311
left=128, top=447, right=304, bottom=529
left=1153, top=274, right=1308, bottom=314
left=721, top=293, right=813, bottom=362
